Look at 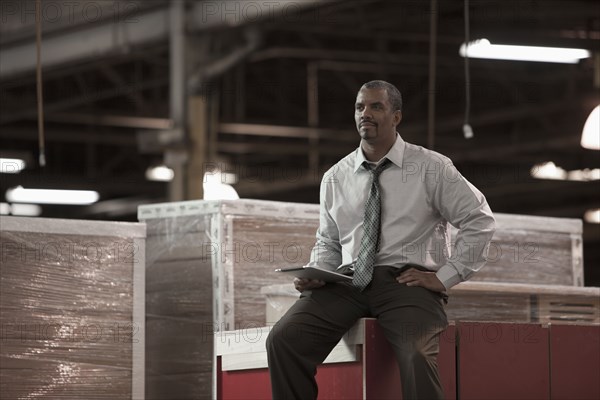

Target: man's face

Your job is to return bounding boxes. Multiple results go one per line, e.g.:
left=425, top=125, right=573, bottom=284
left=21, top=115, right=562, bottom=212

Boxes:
left=354, top=88, right=402, bottom=141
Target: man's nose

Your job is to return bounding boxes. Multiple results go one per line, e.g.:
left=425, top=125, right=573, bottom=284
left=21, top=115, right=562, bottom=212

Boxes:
left=360, top=107, right=372, bottom=119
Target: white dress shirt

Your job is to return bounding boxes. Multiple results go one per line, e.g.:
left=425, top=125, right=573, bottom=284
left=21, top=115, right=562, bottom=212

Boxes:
left=308, top=134, right=496, bottom=290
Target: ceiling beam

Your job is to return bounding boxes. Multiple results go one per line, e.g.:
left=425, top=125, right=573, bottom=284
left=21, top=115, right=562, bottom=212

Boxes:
left=219, top=122, right=357, bottom=142
left=0, top=128, right=137, bottom=145
left=44, top=113, right=173, bottom=130
left=0, top=78, right=168, bottom=124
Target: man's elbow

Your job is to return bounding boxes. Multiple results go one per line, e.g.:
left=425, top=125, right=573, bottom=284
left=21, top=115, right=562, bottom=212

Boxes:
left=485, top=210, right=496, bottom=236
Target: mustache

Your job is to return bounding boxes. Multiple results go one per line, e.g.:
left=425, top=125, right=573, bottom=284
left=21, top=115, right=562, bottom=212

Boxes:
left=359, top=120, right=377, bottom=127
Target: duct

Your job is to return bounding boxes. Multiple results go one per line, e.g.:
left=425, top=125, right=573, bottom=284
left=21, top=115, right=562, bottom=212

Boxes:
left=0, top=1, right=162, bottom=44
left=0, top=8, right=170, bottom=78
left=0, top=0, right=332, bottom=79
left=186, top=0, right=337, bottom=31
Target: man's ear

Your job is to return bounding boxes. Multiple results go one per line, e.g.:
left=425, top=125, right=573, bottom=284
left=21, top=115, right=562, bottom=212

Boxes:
left=394, top=111, right=403, bottom=126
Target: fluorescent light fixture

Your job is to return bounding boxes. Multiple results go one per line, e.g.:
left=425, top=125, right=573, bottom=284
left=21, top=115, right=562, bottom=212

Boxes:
left=584, top=209, right=600, bottom=224
left=581, top=105, right=600, bottom=150
left=531, top=162, right=567, bottom=180
left=10, top=204, right=42, bottom=216
left=146, top=165, right=174, bottom=182
left=0, top=158, right=26, bottom=174
left=532, top=162, right=600, bottom=181
left=460, top=39, right=591, bottom=64
left=0, top=202, right=42, bottom=216
left=6, top=186, right=99, bottom=205
left=567, top=168, right=600, bottom=181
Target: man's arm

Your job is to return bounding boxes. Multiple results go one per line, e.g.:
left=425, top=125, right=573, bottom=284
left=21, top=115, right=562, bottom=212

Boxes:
left=428, top=160, right=496, bottom=290
left=296, top=175, right=343, bottom=292
left=308, top=176, right=343, bottom=271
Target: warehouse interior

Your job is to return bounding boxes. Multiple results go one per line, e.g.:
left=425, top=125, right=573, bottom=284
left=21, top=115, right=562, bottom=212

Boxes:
left=1, top=1, right=599, bottom=399
left=2, top=0, right=598, bottom=283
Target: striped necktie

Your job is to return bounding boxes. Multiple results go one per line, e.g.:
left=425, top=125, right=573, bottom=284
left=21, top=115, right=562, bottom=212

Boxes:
left=353, top=158, right=391, bottom=291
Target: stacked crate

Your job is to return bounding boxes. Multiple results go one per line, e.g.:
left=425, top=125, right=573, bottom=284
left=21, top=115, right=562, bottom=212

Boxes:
left=0, top=216, right=145, bottom=399
left=139, top=200, right=318, bottom=399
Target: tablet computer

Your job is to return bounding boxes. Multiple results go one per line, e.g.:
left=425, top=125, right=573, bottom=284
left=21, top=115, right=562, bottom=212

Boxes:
left=275, top=266, right=352, bottom=282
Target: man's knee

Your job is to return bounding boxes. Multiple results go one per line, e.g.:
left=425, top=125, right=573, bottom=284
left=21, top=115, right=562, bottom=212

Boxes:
left=397, top=345, right=420, bottom=363
left=396, top=342, right=438, bottom=368
left=266, top=320, right=302, bottom=353
left=266, top=324, right=282, bottom=354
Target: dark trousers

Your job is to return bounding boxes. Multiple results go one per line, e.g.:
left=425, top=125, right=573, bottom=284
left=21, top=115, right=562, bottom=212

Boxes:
left=266, top=266, right=448, bottom=400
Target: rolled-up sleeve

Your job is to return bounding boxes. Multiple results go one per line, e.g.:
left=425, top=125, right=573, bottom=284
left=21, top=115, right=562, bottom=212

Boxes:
left=432, top=161, right=496, bottom=289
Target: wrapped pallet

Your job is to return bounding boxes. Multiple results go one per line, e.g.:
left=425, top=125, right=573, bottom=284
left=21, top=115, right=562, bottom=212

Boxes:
left=454, top=214, right=583, bottom=286
left=0, top=216, right=145, bottom=399
left=139, top=200, right=318, bottom=400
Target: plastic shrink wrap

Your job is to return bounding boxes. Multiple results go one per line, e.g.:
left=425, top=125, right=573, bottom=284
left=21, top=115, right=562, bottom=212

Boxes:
left=138, top=200, right=318, bottom=400
left=0, top=216, right=145, bottom=400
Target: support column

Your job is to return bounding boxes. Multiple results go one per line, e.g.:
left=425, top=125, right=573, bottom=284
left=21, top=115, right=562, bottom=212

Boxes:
left=187, top=96, right=208, bottom=199
left=307, top=62, right=320, bottom=174
left=168, top=0, right=187, bottom=201
left=427, top=0, right=438, bottom=150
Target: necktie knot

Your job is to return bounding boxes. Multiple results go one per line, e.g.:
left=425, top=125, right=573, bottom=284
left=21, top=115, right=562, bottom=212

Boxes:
left=365, top=158, right=391, bottom=179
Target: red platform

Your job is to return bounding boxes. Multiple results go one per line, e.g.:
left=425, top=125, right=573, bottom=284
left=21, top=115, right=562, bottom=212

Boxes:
left=216, top=320, right=599, bottom=400
left=458, top=322, right=550, bottom=399
left=549, top=324, right=600, bottom=399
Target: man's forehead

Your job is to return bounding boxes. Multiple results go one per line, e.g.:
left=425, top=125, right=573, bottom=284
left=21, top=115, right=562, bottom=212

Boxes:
left=355, top=87, right=390, bottom=103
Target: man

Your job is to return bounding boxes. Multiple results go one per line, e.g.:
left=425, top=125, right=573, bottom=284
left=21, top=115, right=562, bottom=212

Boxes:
left=266, top=80, right=496, bottom=399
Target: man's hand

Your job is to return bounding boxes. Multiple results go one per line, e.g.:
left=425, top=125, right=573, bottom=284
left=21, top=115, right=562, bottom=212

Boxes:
left=293, top=277, right=326, bottom=292
left=396, top=268, right=446, bottom=292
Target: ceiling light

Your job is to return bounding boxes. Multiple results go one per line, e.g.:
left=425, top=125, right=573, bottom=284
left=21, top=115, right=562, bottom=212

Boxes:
left=460, top=39, right=591, bottom=64
left=531, top=162, right=600, bottom=181
left=581, top=105, right=600, bottom=150
left=567, top=168, right=600, bottom=181
left=203, top=182, right=240, bottom=200
left=531, top=161, right=600, bottom=181
left=0, top=158, right=26, bottom=174
left=5, top=186, right=99, bottom=205
left=146, top=165, right=174, bottom=182
left=584, top=209, right=600, bottom=224
left=0, top=202, right=42, bottom=216
left=10, top=204, right=42, bottom=217
left=531, top=162, right=567, bottom=180
left=203, top=169, right=239, bottom=200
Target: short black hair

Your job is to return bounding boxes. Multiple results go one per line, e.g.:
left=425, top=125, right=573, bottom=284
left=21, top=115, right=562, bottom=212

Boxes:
left=360, top=80, right=403, bottom=112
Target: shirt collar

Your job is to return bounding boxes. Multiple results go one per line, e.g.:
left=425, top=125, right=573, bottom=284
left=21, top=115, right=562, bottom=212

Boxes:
left=353, top=133, right=406, bottom=173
